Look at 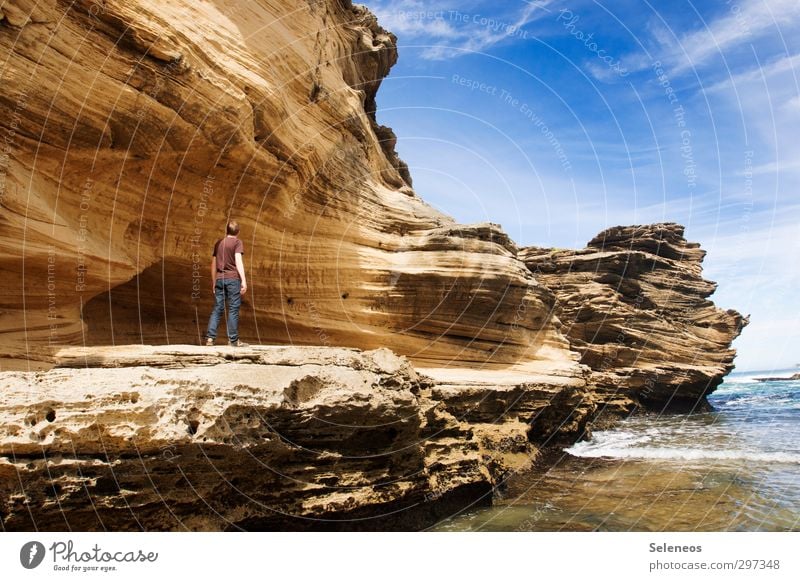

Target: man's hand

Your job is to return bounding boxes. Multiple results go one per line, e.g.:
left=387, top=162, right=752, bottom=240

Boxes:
left=235, top=253, right=247, bottom=296
left=210, top=256, right=217, bottom=295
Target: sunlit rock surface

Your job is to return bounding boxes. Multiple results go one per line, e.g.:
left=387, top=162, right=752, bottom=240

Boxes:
left=0, top=0, right=567, bottom=373
left=0, top=1, right=746, bottom=530
left=520, top=223, right=747, bottom=413
left=0, top=345, right=592, bottom=530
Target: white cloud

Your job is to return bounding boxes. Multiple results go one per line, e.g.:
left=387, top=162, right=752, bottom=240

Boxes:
left=611, top=0, right=800, bottom=79
left=368, top=0, right=556, bottom=60
left=745, top=159, right=800, bottom=176
left=707, top=51, right=800, bottom=89
left=704, top=52, right=800, bottom=186
left=584, top=61, right=625, bottom=83
left=371, top=1, right=462, bottom=40
left=672, top=0, right=800, bottom=72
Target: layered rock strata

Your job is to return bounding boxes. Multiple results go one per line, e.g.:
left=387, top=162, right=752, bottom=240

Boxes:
left=0, top=0, right=747, bottom=532
left=0, top=0, right=567, bottom=372
left=0, top=345, right=593, bottom=531
left=520, top=224, right=748, bottom=413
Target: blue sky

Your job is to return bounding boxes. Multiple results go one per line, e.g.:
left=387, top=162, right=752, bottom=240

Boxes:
left=364, top=0, right=800, bottom=371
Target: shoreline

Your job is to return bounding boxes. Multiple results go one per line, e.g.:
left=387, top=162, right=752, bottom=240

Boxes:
left=437, top=376, right=800, bottom=532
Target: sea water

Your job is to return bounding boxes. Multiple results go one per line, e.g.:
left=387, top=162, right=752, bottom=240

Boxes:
left=433, top=370, right=800, bottom=531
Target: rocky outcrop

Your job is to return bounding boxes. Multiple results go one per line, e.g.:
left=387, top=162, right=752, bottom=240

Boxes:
left=0, top=0, right=568, bottom=374
left=754, top=373, right=800, bottom=382
left=520, top=224, right=748, bottom=413
left=0, top=345, right=594, bottom=531
left=0, top=0, right=747, bottom=531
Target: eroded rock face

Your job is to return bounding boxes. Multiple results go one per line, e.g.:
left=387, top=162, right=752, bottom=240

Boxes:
left=0, top=0, right=748, bottom=532
left=520, top=224, right=748, bottom=412
left=0, top=345, right=593, bottom=531
left=0, top=0, right=567, bottom=372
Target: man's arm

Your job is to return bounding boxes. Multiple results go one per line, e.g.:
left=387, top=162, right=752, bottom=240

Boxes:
left=235, top=252, right=248, bottom=295
left=210, top=256, right=217, bottom=293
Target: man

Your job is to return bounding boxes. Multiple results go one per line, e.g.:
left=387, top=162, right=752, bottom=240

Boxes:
left=205, top=221, right=249, bottom=347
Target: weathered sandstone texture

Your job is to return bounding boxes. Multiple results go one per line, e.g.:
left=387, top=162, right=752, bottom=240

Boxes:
left=0, top=0, right=567, bottom=372
left=520, top=224, right=748, bottom=413
left=1, top=0, right=746, bottom=531
left=0, top=345, right=593, bottom=531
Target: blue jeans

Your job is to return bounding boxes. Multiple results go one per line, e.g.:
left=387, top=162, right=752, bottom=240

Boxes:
left=206, top=278, right=242, bottom=342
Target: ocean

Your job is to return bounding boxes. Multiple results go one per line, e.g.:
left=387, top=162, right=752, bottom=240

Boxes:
left=433, top=369, right=800, bottom=531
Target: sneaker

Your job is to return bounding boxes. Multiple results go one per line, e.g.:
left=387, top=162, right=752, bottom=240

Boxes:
left=204, top=337, right=215, bottom=346
left=229, top=339, right=250, bottom=347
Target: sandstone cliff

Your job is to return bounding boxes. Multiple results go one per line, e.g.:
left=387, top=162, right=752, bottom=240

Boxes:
left=0, top=0, right=568, bottom=373
left=1, top=0, right=747, bottom=531
left=520, top=223, right=748, bottom=414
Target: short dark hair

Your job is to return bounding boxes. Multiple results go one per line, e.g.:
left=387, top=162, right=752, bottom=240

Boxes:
left=226, top=221, right=240, bottom=236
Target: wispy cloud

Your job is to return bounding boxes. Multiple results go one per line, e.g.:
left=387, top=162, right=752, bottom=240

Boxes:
left=369, top=0, right=555, bottom=60
left=705, top=51, right=800, bottom=92
left=605, top=0, right=800, bottom=80
left=705, top=51, right=800, bottom=185
left=668, top=0, right=800, bottom=73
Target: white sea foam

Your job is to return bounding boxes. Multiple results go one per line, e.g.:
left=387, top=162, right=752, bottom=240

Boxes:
left=722, top=395, right=794, bottom=407
left=722, top=373, right=799, bottom=386
left=721, top=375, right=762, bottom=385
left=567, top=444, right=800, bottom=464
left=570, top=372, right=800, bottom=466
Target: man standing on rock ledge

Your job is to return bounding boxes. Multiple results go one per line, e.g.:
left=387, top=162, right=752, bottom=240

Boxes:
left=205, top=221, right=249, bottom=347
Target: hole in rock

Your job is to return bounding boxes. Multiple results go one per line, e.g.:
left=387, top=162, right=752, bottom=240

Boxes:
left=94, top=476, right=119, bottom=495
left=187, top=420, right=200, bottom=435
left=45, top=483, right=62, bottom=498
left=45, top=409, right=56, bottom=423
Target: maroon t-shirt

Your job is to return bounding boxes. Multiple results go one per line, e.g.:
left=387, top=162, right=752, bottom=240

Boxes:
left=213, top=237, right=244, bottom=280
